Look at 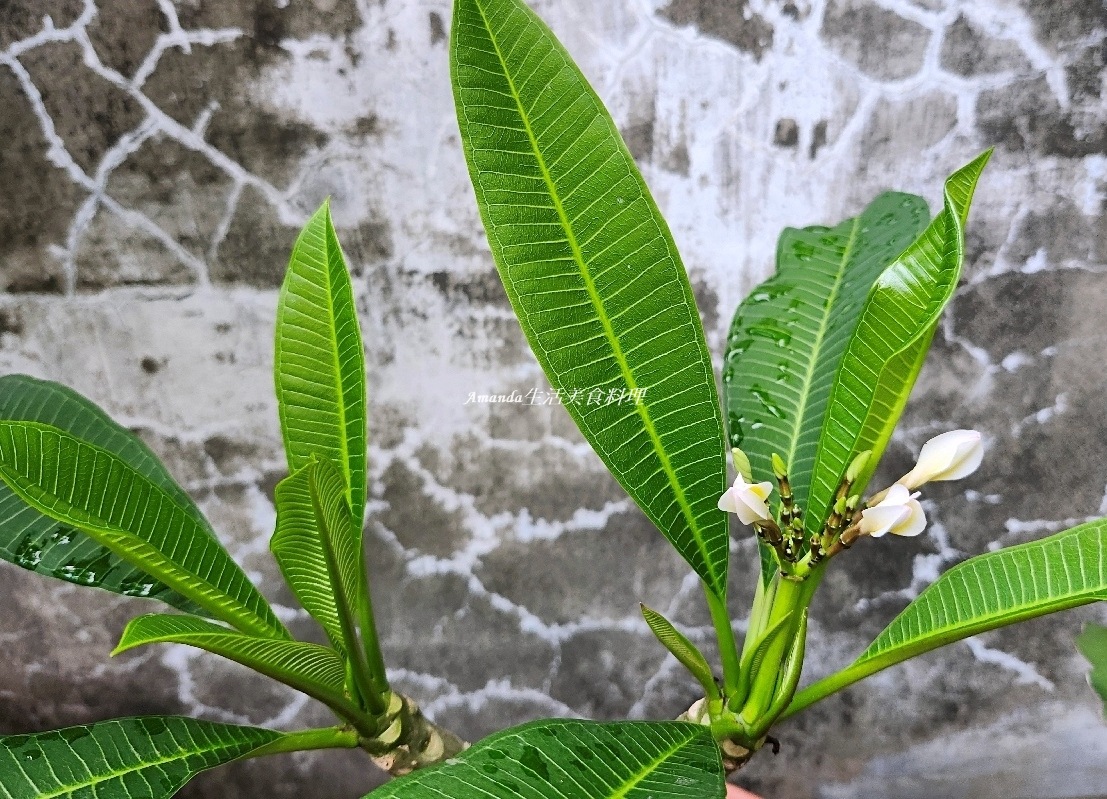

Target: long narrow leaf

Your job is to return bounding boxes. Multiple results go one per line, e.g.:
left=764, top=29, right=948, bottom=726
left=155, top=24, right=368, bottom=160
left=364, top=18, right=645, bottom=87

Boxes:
left=0, top=717, right=281, bottom=799
left=640, top=604, right=717, bottom=697
left=0, top=375, right=206, bottom=612
left=113, top=615, right=355, bottom=715
left=785, top=518, right=1107, bottom=716
left=369, top=719, right=724, bottom=799
left=0, top=422, right=287, bottom=639
left=275, top=203, right=368, bottom=525
left=724, top=192, right=931, bottom=580
left=451, top=0, right=729, bottom=597
left=806, top=152, right=990, bottom=533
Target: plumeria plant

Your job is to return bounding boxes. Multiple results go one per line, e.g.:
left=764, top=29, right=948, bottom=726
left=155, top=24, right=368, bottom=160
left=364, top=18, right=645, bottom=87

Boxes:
left=1, top=0, right=1105, bottom=796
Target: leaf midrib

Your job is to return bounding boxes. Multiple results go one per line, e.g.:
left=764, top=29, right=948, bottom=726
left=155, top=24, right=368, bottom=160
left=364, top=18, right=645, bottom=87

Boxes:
left=608, top=730, right=700, bottom=799
left=783, top=217, right=861, bottom=477
left=505, top=725, right=697, bottom=799
left=12, top=730, right=274, bottom=799
left=471, top=0, right=721, bottom=592
left=319, top=226, right=355, bottom=514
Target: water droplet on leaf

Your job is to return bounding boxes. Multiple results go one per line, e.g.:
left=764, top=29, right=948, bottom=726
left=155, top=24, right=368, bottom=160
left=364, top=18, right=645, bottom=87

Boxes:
left=791, top=241, right=815, bottom=261
left=14, top=535, right=44, bottom=570
left=750, top=385, right=784, bottom=418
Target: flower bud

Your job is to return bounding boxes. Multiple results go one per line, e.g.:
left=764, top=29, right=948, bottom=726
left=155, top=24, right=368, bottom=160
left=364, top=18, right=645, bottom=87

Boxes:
left=858, top=484, right=926, bottom=538
left=845, top=450, right=872, bottom=483
left=900, top=429, right=983, bottom=490
left=731, top=447, right=753, bottom=482
left=771, top=453, right=788, bottom=481
left=718, top=473, right=774, bottom=526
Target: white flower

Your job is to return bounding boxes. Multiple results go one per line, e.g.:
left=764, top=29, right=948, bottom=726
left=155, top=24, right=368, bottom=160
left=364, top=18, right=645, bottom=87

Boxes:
left=900, top=429, right=984, bottom=490
left=717, top=474, right=774, bottom=525
left=858, top=484, right=926, bottom=538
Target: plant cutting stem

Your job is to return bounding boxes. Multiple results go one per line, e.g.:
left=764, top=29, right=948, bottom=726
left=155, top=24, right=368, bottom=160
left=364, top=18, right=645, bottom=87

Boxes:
left=704, top=584, right=743, bottom=697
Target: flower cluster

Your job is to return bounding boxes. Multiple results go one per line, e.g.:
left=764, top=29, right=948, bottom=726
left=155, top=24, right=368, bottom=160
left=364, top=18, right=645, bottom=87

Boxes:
left=857, top=429, right=983, bottom=538
left=717, top=429, right=984, bottom=565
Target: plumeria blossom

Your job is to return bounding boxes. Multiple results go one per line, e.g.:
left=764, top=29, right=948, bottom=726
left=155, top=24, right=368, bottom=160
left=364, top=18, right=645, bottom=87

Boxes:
left=858, top=484, right=926, bottom=538
left=718, top=473, right=774, bottom=525
left=900, top=429, right=984, bottom=490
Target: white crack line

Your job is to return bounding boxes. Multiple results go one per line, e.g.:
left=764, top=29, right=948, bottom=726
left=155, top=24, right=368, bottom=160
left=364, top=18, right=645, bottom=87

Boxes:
left=963, top=635, right=1054, bottom=690
left=1010, top=391, right=1068, bottom=437
left=2, top=0, right=323, bottom=296
left=389, top=667, right=578, bottom=720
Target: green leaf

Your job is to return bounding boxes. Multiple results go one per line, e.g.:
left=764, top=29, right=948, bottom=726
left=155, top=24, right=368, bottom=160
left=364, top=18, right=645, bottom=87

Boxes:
left=785, top=518, right=1107, bottom=717
left=271, top=458, right=364, bottom=653
left=806, top=151, right=991, bottom=534
left=451, top=0, right=729, bottom=597
left=113, top=615, right=354, bottom=714
left=724, top=192, right=931, bottom=580
left=0, top=422, right=287, bottom=639
left=734, top=610, right=794, bottom=710
left=272, top=457, right=388, bottom=712
left=0, top=375, right=206, bottom=612
left=0, top=717, right=282, bottom=799
left=275, top=202, right=368, bottom=526
left=368, top=719, right=724, bottom=799
left=1077, top=623, right=1107, bottom=714
left=640, top=604, right=717, bottom=698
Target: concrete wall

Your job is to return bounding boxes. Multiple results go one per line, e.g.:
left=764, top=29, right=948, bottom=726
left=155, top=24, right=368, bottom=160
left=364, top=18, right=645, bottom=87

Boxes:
left=1, top=0, right=1105, bottom=797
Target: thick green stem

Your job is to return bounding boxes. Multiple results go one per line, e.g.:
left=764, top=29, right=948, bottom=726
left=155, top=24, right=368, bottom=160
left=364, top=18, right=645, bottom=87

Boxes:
left=740, top=575, right=776, bottom=663
left=248, top=726, right=361, bottom=759
left=739, top=573, right=818, bottom=723
left=704, top=584, right=742, bottom=697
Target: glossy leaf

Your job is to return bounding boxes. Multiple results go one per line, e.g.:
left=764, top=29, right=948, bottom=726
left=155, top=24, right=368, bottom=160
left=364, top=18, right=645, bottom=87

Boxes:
left=369, top=719, right=724, bottom=799
left=114, top=615, right=352, bottom=712
left=451, top=0, right=729, bottom=597
left=1077, top=623, right=1107, bottom=713
left=271, top=458, right=364, bottom=653
left=275, top=202, right=368, bottom=526
left=806, top=152, right=991, bottom=534
left=0, top=717, right=281, bottom=799
left=724, top=193, right=931, bottom=579
left=641, top=604, right=717, bottom=698
left=0, top=374, right=205, bottom=612
left=0, top=422, right=287, bottom=639
left=786, top=518, right=1107, bottom=716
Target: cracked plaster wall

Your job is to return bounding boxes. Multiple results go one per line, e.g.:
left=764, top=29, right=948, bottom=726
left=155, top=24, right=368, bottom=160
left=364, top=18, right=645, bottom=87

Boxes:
left=0, top=0, right=1106, bottom=797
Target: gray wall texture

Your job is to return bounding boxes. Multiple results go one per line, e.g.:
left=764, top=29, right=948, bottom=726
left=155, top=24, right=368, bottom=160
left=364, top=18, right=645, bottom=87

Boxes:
left=1, top=0, right=1106, bottom=797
